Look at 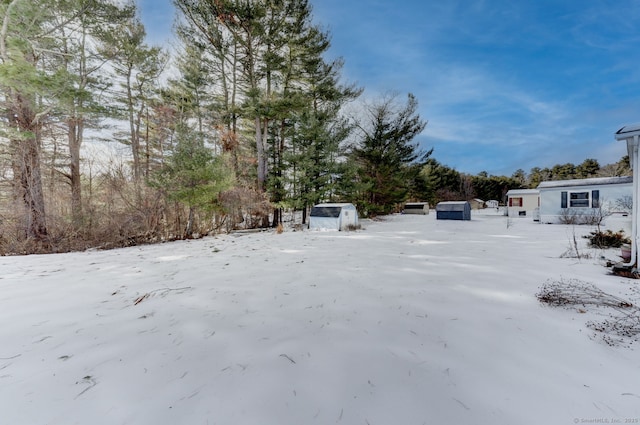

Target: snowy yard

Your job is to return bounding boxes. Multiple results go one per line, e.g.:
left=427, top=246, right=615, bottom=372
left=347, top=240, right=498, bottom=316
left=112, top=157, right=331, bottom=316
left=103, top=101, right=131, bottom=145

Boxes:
left=1, top=211, right=639, bottom=425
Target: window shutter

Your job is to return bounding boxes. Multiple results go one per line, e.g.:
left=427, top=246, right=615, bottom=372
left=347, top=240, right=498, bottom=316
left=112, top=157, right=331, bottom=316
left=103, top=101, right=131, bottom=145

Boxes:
left=592, top=190, right=599, bottom=208
left=561, top=191, right=567, bottom=208
left=508, top=198, right=512, bottom=207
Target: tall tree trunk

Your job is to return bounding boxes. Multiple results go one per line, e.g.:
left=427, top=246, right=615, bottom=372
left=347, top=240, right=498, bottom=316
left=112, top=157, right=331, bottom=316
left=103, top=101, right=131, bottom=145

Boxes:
left=255, top=117, right=266, bottom=190
left=185, top=205, right=195, bottom=238
left=12, top=134, right=48, bottom=243
left=68, top=117, right=83, bottom=227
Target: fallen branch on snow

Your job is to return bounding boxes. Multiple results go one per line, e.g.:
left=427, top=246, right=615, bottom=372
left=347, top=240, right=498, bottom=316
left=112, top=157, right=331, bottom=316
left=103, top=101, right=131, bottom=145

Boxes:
left=134, top=286, right=192, bottom=305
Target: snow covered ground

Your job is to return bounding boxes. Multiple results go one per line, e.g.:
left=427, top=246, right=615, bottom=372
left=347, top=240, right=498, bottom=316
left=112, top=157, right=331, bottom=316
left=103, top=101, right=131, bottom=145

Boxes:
left=1, top=210, right=639, bottom=425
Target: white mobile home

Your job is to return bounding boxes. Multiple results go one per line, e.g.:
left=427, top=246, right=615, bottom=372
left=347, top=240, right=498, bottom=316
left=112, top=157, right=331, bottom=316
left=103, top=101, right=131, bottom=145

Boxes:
left=308, top=203, right=359, bottom=231
left=537, top=176, right=633, bottom=224
left=505, top=189, right=540, bottom=218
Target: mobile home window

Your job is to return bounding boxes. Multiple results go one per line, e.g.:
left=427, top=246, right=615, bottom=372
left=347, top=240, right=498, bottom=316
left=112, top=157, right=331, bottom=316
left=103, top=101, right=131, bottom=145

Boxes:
left=569, top=191, right=589, bottom=208
left=591, top=190, right=599, bottom=208
left=509, top=197, right=523, bottom=207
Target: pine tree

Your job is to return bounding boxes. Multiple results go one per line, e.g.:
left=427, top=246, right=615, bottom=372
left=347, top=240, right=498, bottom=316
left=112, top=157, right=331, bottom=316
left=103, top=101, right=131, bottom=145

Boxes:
left=350, top=93, right=429, bottom=216
left=149, top=125, right=234, bottom=238
left=100, top=15, right=167, bottom=188
left=0, top=0, right=61, bottom=244
left=53, top=0, right=136, bottom=228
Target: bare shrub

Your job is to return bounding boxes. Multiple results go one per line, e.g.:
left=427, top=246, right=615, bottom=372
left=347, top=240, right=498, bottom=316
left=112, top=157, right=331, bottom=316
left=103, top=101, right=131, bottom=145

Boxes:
left=559, top=227, right=590, bottom=259
left=558, top=199, right=612, bottom=229
left=558, top=209, right=601, bottom=225
left=615, top=195, right=633, bottom=213
left=536, top=279, right=633, bottom=308
left=558, top=209, right=581, bottom=225
left=587, top=311, right=640, bottom=346
left=219, top=187, right=271, bottom=231
left=536, top=278, right=640, bottom=346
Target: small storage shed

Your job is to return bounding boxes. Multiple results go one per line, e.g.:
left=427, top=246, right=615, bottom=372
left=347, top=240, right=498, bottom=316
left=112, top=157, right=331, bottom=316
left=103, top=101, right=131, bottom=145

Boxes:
left=309, top=203, right=359, bottom=231
left=485, top=200, right=499, bottom=209
left=403, top=202, right=429, bottom=215
left=435, top=201, right=471, bottom=220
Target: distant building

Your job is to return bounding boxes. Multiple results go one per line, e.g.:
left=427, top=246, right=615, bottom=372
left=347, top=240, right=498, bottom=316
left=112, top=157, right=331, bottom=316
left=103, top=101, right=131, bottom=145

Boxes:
left=469, top=199, right=485, bottom=210
left=485, top=200, right=499, bottom=209
left=505, top=189, right=539, bottom=219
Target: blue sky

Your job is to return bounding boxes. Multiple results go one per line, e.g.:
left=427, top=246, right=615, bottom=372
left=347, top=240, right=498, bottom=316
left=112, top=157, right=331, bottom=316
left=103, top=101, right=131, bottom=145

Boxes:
left=138, top=0, right=640, bottom=176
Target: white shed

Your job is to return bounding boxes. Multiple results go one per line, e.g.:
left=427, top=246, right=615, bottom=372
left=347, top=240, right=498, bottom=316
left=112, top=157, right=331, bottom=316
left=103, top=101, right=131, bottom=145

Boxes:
left=506, top=189, right=540, bottom=219
left=537, top=176, right=633, bottom=224
left=485, top=200, right=499, bottom=209
left=309, top=203, right=359, bottom=231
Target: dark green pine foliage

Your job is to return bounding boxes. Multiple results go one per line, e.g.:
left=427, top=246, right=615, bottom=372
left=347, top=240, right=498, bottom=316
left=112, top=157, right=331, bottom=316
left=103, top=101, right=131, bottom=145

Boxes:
left=286, top=108, right=354, bottom=223
left=149, top=126, right=234, bottom=238
left=575, top=158, right=600, bottom=178
left=415, top=159, right=460, bottom=205
left=470, top=174, right=524, bottom=204
left=265, top=0, right=360, bottom=225
left=350, top=93, right=429, bottom=216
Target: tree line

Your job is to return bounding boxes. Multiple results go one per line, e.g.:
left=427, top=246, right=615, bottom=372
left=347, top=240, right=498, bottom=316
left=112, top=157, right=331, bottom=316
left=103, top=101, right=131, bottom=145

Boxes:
left=0, top=0, right=431, bottom=254
left=0, top=1, right=631, bottom=255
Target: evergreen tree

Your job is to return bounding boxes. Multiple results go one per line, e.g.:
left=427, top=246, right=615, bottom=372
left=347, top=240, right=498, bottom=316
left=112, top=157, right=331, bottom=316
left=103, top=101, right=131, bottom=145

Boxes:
left=419, top=159, right=461, bottom=204
left=100, top=15, right=167, bottom=187
left=0, top=0, right=62, bottom=244
left=350, top=93, right=429, bottom=216
left=175, top=0, right=359, bottom=227
left=576, top=158, right=600, bottom=178
left=472, top=174, right=522, bottom=203
left=149, top=125, right=234, bottom=238
left=53, top=0, right=136, bottom=228
left=279, top=12, right=360, bottom=224
left=550, top=163, right=576, bottom=180
left=511, top=168, right=526, bottom=186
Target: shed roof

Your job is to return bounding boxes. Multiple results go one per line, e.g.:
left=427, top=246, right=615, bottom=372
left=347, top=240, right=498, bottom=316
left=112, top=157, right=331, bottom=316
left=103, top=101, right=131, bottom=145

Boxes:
left=436, top=201, right=470, bottom=211
left=537, top=176, right=632, bottom=189
left=312, top=203, right=356, bottom=208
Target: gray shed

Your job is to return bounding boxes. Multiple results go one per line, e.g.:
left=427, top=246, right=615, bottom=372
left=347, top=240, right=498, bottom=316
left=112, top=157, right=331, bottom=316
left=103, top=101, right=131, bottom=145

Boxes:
left=436, top=201, right=471, bottom=220
left=403, top=202, right=429, bottom=215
